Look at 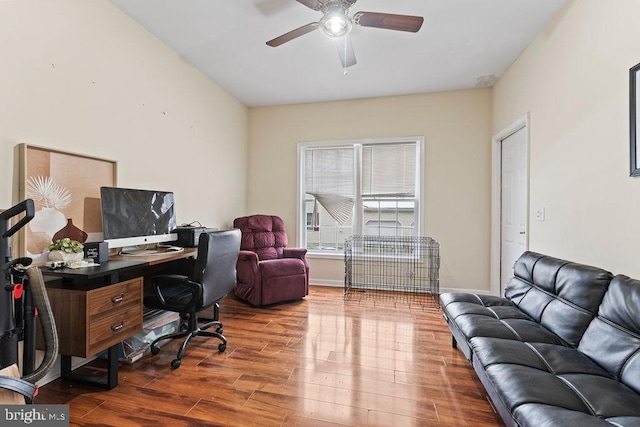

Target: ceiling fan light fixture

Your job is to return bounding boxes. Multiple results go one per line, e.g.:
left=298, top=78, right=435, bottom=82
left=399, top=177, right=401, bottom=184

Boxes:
left=266, top=1, right=424, bottom=70
left=319, top=10, right=352, bottom=38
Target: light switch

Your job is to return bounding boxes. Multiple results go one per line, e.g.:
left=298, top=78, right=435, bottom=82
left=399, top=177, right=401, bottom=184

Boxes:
left=535, top=208, right=545, bottom=221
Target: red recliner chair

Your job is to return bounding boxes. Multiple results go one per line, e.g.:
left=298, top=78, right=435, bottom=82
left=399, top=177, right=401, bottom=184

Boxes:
left=233, top=215, right=309, bottom=307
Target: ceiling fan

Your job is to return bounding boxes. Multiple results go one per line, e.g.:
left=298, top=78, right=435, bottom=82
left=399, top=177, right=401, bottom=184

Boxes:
left=266, top=0, right=424, bottom=68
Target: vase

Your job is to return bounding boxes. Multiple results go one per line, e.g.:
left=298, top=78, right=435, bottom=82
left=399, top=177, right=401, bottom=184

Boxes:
left=48, top=250, right=84, bottom=263
left=29, top=207, right=67, bottom=238
left=52, top=218, right=88, bottom=243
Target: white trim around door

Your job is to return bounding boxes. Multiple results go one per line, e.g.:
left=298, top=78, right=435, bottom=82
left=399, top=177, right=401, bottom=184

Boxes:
left=490, top=114, right=530, bottom=296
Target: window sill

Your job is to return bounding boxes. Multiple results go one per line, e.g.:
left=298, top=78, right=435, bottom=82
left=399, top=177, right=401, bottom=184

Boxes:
left=305, top=251, right=344, bottom=260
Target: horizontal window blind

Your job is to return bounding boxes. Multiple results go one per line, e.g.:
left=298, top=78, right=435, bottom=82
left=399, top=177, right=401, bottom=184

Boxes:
left=305, top=147, right=354, bottom=225
left=362, top=143, right=416, bottom=198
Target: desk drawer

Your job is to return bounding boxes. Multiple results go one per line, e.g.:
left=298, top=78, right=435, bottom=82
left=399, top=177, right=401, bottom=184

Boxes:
left=89, top=305, right=143, bottom=353
left=89, top=278, right=142, bottom=317
left=44, top=276, right=144, bottom=357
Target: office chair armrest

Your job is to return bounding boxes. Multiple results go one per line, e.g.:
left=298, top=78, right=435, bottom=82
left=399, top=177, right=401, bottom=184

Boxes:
left=151, top=274, right=203, bottom=312
left=283, top=247, right=307, bottom=260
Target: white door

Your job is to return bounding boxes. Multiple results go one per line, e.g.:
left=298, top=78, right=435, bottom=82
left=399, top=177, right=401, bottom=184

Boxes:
left=500, top=126, right=528, bottom=295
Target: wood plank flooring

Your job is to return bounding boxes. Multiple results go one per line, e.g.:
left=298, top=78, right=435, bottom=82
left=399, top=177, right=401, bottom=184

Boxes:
left=36, top=286, right=504, bottom=426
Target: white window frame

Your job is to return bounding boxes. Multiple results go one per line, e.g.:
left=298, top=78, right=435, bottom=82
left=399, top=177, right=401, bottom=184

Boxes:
left=297, top=136, right=424, bottom=258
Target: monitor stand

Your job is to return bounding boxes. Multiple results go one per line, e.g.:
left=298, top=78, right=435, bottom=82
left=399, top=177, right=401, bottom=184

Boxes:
left=119, top=246, right=161, bottom=256
left=119, top=245, right=184, bottom=256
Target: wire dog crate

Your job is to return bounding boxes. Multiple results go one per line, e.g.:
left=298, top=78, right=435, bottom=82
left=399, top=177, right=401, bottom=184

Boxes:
left=344, top=235, right=440, bottom=308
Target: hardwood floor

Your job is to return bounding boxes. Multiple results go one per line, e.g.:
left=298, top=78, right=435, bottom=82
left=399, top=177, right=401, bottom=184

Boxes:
left=37, top=286, right=504, bottom=426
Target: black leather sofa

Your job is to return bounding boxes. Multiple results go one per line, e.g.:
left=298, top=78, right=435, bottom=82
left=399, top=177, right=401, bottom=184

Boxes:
left=440, top=251, right=640, bottom=427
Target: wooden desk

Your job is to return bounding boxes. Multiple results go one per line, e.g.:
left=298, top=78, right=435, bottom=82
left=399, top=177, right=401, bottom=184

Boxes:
left=41, top=247, right=197, bottom=389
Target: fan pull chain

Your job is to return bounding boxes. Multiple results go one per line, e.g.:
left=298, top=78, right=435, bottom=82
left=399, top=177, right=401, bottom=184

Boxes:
left=343, top=36, right=348, bottom=75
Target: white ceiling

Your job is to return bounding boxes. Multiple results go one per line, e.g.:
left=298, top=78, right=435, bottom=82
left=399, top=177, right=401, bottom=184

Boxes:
left=109, top=0, right=566, bottom=107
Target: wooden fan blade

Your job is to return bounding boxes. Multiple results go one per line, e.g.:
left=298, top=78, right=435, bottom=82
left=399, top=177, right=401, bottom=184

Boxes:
left=266, top=22, right=319, bottom=47
left=296, top=0, right=321, bottom=10
left=353, top=12, right=424, bottom=33
left=335, top=35, right=356, bottom=68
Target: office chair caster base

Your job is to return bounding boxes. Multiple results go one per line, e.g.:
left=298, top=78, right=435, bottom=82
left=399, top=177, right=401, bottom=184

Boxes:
left=171, top=359, right=181, bottom=369
left=150, top=344, right=161, bottom=355
left=218, top=343, right=226, bottom=352
left=216, top=327, right=223, bottom=334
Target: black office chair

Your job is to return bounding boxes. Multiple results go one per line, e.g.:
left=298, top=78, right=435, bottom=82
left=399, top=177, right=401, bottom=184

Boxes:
left=143, top=229, right=241, bottom=369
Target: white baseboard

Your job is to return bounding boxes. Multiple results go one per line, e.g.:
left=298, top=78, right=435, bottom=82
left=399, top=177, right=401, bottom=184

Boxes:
left=438, top=286, right=496, bottom=296
left=310, top=280, right=343, bottom=288
left=309, top=282, right=494, bottom=296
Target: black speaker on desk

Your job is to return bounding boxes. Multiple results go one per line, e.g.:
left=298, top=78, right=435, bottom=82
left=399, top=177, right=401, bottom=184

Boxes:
left=84, top=242, right=109, bottom=263
left=172, top=226, right=218, bottom=247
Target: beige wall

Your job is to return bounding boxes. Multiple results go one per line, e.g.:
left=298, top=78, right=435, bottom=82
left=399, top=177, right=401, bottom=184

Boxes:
left=248, top=90, right=493, bottom=291
left=0, top=0, right=248, bottom=231
left=493, top=0, right=640, bottom=277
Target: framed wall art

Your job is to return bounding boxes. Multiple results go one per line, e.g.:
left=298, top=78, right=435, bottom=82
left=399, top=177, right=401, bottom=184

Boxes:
left=15, top=144, right=117, bottom=263
left=630, top=62, right=640, bottom=176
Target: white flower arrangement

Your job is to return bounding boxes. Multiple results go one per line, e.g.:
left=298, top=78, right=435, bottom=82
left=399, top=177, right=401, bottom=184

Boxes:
left=26, top=175, right=72, bottom=210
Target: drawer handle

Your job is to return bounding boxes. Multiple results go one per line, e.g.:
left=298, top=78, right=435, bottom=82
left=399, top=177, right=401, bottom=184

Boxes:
left=111, top=322, right=124, bottom=332
left=111, top=294, right=124, bottom=304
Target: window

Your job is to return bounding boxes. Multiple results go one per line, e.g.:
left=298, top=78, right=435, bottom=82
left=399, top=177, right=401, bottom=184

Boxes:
left=364, top=220, right=402, bottom=236
left=298, top=137, right=422, bottom=254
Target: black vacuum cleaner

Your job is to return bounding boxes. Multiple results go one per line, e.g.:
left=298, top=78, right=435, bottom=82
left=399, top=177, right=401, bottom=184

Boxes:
left=0, top=199, right=59, bottom=403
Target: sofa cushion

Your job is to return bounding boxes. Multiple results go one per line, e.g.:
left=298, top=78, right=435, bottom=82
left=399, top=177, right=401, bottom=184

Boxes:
left=578, top=274, right=640, bottom=395
left=452, top=315, right=565, bottom=344
left=505, top=251, right=612, bottom=347
left=472, top=337, right=640, bottom=424
left=513, top=404, right=640, bottom=427
left=471, top=338, right=611, bottom=377
left=440, top=291, right=564, bottom=361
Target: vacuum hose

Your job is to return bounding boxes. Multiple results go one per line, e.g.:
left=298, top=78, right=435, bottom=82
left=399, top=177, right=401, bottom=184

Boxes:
left=22, top=268, right=58, bottom=384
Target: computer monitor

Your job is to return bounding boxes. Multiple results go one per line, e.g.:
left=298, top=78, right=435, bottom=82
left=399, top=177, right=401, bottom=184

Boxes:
left=100, top=187, right=178, bottom=254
